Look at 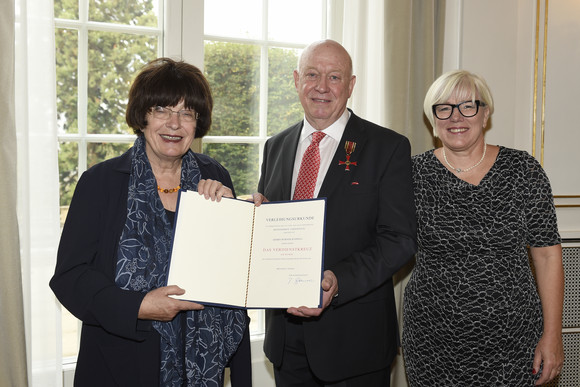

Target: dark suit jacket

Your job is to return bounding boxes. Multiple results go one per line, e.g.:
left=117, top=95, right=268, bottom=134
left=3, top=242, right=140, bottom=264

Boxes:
left=259, top=111, right=417, bottom=382
left=50, top=147, right=251, bottom=386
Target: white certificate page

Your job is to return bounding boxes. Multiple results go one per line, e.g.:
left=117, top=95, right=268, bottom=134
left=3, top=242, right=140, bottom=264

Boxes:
left=167, top=191, right=325, bottom=308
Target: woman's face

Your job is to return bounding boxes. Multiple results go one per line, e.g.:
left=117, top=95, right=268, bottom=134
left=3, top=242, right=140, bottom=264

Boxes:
left=434, top=91, right=489, bottom=152
left=141, top=100, right=197, bottom=165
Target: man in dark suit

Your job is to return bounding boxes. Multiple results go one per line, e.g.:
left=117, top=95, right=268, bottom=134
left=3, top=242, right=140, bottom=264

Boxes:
left=253, top=40, right=417, bottom=386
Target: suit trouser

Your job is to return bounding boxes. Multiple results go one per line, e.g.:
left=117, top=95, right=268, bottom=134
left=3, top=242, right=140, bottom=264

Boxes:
left=273, top=318, right=390, bottom=387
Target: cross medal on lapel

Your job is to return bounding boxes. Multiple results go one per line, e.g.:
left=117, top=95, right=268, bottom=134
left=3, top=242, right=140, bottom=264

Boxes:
left=338, top=141, right=358, bottom=171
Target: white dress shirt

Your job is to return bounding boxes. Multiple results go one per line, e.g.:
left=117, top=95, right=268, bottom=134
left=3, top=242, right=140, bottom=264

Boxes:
left=291, top=109, right=351, bottom=199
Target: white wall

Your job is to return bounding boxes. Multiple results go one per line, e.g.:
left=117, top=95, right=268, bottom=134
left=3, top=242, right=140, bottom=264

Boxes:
left=444, top=0, right=533, bottom=149
left=542, top=0, right=580, bottom=237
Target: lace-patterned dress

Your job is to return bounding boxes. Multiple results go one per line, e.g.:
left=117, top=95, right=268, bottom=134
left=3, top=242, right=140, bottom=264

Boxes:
left=402, top=146, right=560, bottom=386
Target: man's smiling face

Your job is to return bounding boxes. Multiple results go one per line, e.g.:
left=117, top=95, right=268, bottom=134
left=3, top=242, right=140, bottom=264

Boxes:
left=294, top=40, right=356, bottom=130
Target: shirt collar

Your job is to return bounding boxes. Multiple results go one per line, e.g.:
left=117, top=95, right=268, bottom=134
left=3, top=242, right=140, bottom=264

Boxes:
left=300, top=109, right=351, bottom=143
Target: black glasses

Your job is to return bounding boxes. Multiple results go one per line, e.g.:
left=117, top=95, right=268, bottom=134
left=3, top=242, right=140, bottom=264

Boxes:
left=432, top=100, right=486, bottom=120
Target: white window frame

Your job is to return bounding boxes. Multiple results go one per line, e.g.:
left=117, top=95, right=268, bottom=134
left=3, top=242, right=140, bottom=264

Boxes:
left=54, top=1, right=164, bottom=170
left=179, top=0, right=327, bottom=170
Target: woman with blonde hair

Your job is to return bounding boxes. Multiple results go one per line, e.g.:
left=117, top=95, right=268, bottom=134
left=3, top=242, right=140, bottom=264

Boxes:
left=403, top=69, right=564, bottom=386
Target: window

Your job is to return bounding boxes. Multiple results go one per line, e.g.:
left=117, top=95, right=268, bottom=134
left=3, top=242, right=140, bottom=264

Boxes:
left=202, top=0, right=327, bottom=197
left=54, top=0, right=326, bottom=361
left=55, top=0, right=162, bottom=207
left=54, top=0, right=163, bottom=360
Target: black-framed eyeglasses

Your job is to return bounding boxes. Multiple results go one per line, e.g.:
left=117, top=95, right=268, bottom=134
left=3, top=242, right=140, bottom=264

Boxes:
left=432, top=100, right=486, bottom=120
left=150, top=106, right=199, bottom=123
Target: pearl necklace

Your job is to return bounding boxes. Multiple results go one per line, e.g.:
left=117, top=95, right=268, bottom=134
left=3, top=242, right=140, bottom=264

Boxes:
left=442, top=143, right=487, bottom=173
left=157, top=184, right=181, bottom=193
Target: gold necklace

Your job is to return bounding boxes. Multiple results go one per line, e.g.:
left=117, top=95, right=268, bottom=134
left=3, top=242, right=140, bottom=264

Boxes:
left=443, top=143, right=487, bottom=173
left=157, top=184, right=181, bottom=194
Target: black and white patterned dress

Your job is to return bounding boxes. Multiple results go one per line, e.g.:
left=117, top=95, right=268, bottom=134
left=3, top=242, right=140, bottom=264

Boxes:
left=402, top=146, right=560, bottom=386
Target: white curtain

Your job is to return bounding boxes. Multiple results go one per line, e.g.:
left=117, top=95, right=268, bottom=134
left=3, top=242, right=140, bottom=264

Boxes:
left=15, top=0, right=62, bottom=385
left=327, top=1, right=445, bottom=386
left=0, top=0, right=28, bottom=386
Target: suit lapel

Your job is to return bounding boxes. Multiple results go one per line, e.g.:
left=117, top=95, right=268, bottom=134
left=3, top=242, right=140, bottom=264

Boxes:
left=319, top=112, right=368, bottom=198
left=279, top=122, right=303, bottom=200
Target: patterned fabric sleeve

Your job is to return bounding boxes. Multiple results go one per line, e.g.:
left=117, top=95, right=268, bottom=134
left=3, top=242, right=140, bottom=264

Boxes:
left=522, top=152, right=561, bottom=247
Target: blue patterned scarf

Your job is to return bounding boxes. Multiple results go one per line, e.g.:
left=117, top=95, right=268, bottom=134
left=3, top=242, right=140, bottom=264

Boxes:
left=115, top=136, right=246, bottom=386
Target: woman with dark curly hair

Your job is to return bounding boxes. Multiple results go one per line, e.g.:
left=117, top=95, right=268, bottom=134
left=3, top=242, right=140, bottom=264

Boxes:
left=51, top=58, right=251, bottom=386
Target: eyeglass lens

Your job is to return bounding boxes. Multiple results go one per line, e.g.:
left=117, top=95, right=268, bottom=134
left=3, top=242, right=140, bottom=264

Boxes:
left=152, top=106, right=198, bottom=122
left=433, top=100, right=480, bottom=120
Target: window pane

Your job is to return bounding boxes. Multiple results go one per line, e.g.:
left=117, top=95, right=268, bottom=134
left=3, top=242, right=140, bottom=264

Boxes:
left=204, top=0, right=262, bottom=39
left=204, top=41, right=260, bottom=137
left=56, top=28, right=79, bottom=135
left=87, top=142, right=133, bottom=169
left=268, top=0, right=323, bottom=43
left=89, top=0, right=160, bottom=27
left=62, top=308, right=80, bottom=359
left=87, top=31, right=158, bottom=134
left=203, top=143, right=259, bottom=198
left=54, top=0, right=78, bottom=19
left=59, top=142, right=79, bottom=208
left=248, top=309, right=265, bottom=336
left=268, top=47, right=303, bottom=136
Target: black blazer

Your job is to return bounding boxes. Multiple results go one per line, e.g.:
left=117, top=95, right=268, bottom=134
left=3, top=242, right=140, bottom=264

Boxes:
left=259, top=111, right=417, bottom=382
left=50, top=147, right=251, bottom=386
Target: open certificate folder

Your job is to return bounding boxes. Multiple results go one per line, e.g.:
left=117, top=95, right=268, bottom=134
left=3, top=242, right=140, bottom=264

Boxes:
left=167, top=191, right=326, bottom=309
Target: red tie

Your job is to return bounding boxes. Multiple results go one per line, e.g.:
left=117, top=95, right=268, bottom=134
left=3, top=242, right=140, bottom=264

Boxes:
left=293, top=131, right=326, bottom=200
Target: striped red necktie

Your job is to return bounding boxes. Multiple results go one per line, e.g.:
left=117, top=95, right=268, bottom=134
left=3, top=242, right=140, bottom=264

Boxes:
left=293, top=131, right=326, bottom=200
